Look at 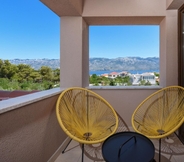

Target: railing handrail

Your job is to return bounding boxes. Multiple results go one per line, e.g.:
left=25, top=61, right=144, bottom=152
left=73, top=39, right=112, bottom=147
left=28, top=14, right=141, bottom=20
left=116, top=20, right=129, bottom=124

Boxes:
left=0, top=87, right=64, bottom=114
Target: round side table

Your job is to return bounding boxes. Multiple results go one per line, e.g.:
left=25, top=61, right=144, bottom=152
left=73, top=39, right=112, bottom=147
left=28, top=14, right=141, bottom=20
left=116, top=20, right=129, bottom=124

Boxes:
left=102, top=131, right=155, bottom=162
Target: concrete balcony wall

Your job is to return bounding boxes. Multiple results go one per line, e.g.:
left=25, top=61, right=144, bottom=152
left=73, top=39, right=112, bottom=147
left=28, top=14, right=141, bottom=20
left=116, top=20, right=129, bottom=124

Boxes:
left=90, top=87, right=160, bottom=126
left=0, top=89, right=66, bottom=162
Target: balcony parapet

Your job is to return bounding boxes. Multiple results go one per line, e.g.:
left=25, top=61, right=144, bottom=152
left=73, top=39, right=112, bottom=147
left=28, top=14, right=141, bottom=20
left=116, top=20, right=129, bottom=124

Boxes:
left=0, top=87, right=67, bottom=162
left=0, top=88, right=64, bottom=114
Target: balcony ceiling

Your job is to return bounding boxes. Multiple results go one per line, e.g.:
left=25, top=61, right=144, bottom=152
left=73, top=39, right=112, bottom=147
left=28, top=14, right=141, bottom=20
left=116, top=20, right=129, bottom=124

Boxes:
left=40, top=0, right=184, bottom=17
left=167, top=0, right=184, bottom=9
left=40, top=0, right=83, bottom=16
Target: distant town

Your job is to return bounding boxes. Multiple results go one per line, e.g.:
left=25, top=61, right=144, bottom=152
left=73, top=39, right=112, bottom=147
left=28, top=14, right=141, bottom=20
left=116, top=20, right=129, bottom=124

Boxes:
left=89, top=71, right=159, bottom=86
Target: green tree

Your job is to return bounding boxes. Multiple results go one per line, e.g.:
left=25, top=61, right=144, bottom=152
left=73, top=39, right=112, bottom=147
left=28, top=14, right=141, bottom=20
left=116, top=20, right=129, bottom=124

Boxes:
left=53, top=68, right=60, bottom=83
left=40, top=66, right=53, bottom=81
left=0, top=61, right=60, bottom=90
left=139, top=79, right=146, bottom=85
left=109, top=79, right=116, bottom=86
left=15, top=64, right=34, bottom=82
left=145, top=80, right=152, bottom=86
left=0, top=59, right=3, bottom=69
left=122, top=76, right=132, bottom=85
left=115, top=76, right=123, bottom=85
left=0, top=60, right=17, bottom=79
left=42, top=80, right=54, bottom=89
left=139, top=80, right=151, bottom=86
left=89, top=74, right=99, bottom=85
left=0, top=78, right=10, bottom=90
left=30, top=71, right=42, bottom=83
left=101, top=76, right=109, bottom=86
left=8, top=80, right=20, bottom=90
left=154, top=72, right=159, bottom=77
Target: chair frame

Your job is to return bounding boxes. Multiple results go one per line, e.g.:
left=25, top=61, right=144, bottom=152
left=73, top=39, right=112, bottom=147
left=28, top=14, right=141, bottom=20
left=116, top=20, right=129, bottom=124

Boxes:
left=56, top=87, right=119, bottom=162
left=131, top=85, right=184, bottom=162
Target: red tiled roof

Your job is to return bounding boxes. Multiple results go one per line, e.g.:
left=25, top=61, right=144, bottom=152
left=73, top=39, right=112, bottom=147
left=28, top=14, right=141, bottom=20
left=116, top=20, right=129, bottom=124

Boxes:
left=0, top=90, right=40, bottom=101
left=109, top=72, right=118, bottom=75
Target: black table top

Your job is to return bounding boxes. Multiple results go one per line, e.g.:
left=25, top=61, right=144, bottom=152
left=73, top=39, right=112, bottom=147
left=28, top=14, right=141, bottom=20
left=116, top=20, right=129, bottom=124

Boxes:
left=102, top=131, right=155, bottom=162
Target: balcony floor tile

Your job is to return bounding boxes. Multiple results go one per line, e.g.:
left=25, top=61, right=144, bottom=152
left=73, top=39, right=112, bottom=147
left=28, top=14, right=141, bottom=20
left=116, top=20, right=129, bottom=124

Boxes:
left=55, top=133, right=184, bottom=162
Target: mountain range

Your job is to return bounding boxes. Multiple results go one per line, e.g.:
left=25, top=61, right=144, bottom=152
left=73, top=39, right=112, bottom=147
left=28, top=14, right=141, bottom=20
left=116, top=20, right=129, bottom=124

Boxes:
left=8, top=57, right=159, bottom=71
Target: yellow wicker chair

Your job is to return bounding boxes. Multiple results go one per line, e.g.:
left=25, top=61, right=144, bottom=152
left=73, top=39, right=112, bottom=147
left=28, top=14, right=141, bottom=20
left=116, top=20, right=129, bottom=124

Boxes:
left=56, top=87, right=118, bottom=162
left=131, top=86, right=184, bottom=162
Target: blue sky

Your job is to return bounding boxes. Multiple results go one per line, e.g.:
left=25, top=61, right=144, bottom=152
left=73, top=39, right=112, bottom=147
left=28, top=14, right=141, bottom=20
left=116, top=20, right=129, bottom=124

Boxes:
left=0, top=0, right=60, bottom=59
left=0, top=1, right=159, bottom=60
left=90, top=25, right=159, bottom=58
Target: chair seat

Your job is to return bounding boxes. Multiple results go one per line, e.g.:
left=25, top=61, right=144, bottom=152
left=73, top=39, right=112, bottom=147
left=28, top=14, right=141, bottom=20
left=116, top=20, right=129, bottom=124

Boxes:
left=56, top=87, right=119, bottom=144
left=132, top=86, right=184, bottom=139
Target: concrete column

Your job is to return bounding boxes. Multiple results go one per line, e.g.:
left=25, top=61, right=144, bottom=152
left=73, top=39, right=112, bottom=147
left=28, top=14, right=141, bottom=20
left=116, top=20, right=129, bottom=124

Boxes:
left=160, top=10, right=178, bottom=87
left=60, top=17, right=89, bottom=87
left=165, top=10, right=178, bottom=86
left=160, top=17, right=167, bottom=87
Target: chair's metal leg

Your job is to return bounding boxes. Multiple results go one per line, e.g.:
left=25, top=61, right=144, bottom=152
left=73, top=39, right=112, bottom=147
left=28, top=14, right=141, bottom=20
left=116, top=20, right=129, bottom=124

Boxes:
left=82, top=143, right=84, bottom=162
left=62, top=138, right=72, bottom=153
left=159, top=138, right=161, bottom=162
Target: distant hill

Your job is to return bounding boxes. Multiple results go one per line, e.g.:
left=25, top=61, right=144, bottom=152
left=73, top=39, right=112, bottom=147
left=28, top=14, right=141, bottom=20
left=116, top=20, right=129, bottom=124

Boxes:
left=9, top=59, right=60, bottom=70
left=89, top=57, right=159, bottom=71
left=8, top=57, right=159, bottom=71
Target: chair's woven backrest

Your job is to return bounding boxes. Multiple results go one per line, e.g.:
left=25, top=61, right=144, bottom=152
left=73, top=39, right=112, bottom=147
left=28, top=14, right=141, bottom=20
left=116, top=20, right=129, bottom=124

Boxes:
left=56, top=87, right=118, bottom=144
left=132, top=86, right=184, bottom=139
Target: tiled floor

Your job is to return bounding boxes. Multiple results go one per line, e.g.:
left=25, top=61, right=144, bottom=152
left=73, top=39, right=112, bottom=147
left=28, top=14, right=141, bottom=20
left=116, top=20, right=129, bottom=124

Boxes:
left=55, top=133, right=184, bottom=162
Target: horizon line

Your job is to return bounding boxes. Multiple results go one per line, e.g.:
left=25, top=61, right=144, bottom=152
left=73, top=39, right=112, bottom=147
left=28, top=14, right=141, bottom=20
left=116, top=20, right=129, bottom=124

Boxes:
left=2, top=56, right=159, bottom=60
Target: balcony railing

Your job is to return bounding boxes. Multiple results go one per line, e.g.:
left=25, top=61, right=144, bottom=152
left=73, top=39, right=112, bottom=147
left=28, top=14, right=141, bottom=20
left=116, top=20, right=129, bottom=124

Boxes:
left=0, top=88, right=66, bottom=162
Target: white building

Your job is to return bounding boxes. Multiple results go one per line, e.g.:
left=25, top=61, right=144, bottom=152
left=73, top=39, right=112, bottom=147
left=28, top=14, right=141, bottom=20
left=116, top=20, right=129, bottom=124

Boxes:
left=130, top=72, right=157, bottom=85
